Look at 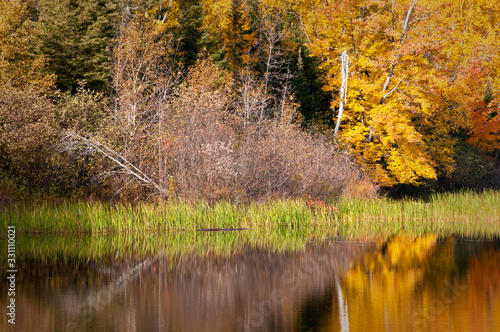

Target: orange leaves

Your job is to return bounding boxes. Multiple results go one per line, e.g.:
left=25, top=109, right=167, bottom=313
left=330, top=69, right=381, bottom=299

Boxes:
left=436, top=0, right=500, bottom=155
left=468, top=104, right=500, bottom=152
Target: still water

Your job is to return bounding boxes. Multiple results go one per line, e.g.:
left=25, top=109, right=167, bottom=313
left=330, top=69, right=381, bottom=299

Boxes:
left=1, top=232, right=499, bottom=331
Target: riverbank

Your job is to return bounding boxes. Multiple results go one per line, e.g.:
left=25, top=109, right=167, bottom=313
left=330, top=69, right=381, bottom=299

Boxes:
left=1, top=190, right=499, bottom=238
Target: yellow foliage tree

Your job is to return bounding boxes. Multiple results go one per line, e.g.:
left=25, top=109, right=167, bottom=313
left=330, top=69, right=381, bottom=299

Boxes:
left=306, top=0, right=468, bottom=185
left=0, top=0, right=54, bottom=91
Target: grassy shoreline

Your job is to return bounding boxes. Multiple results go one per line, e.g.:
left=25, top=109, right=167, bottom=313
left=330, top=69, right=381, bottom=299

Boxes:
left=1, top=190, right=499, bottom=238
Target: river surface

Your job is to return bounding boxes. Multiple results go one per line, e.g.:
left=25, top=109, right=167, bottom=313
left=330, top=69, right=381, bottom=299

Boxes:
left=1, top=233, right=499, bottom=331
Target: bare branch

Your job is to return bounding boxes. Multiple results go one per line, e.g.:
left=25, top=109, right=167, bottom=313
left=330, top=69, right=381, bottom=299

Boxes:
left=380, top=76, right=405, bottom=104
left=288, top=12, right=311, bottom=44
left=61, top=132, right=168, bottom=196
left=400, top=0, right=419, bottom=43
left=161, top=0, right=174, bottom=24
left=382, top=63, right=396, bottom=96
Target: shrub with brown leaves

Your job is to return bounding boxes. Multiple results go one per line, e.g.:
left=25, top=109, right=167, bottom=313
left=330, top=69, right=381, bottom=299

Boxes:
left=164, top=59, right=376, bottom=201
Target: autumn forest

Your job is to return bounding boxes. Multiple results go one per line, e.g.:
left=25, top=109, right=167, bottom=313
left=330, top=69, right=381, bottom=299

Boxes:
left=1, top=0, right=499, bottom=202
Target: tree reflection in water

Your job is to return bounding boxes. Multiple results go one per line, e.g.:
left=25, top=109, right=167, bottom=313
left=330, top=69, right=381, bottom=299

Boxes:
left=0, top=234, right=499, bottom=332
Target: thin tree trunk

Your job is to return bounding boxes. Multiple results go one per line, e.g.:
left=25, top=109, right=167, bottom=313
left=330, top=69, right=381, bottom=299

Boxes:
left=334, top=50, right=349, bottom=142
left=335, top=274, right=350, bottom=332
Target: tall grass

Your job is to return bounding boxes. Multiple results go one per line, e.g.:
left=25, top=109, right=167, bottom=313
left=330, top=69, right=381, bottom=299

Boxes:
left=1, top=190, right=499, bottom=238
left=0, top=228, right=326, bottom=263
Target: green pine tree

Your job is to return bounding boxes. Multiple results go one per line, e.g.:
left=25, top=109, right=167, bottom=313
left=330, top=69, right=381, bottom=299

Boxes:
left=175, top=0, right=203, bottom=69
left=225, top=0, right=255, bottom=78
left=36, top=0, right=117, bottom=92
left=291, top=46, right=331, bottom=126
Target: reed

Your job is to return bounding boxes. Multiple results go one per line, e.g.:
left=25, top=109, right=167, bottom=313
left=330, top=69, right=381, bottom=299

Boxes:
left=1, top=190, right=499, bottom=238
left=1, top=228, right=326, bottom=263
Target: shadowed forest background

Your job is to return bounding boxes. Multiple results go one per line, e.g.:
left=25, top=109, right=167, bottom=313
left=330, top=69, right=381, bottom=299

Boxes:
left=0, top=0, right=499, bottom=203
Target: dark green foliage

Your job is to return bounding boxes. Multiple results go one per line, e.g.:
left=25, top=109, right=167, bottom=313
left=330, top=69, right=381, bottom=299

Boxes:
left=36, top=0, right=117, bottom=92
left=236, top=4, right=331, bottom=126
left=291, top=46, right=331, bottom=126
left=228, top=0, right=244, bottom=73
left=226, top=0, right=254, bottom=77
left=176, top=0, right=203, bottom=68
left=438, top=142, right=500, bottom=191
left=387, top=142, right=500, bottom=199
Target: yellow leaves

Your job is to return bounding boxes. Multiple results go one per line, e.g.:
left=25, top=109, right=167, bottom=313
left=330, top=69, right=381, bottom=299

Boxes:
left=305, top=0, right=469, bottom=186
left=201, top=0, right=232, bottom=33
left=147, top=0, right=180, bottom=33
left=440, top=0, right=500, bottom=154
left=386, top=234, right=438, bottom=267
left=0, top=0, right=54, bottom=91
left=343, top=234, right=441, bottom=332
left=362, top=139, right=436, bottom=186
left=439, top=0, right=500, bottom=139
left=338, top=95, right=438, bottom=186
left=387, top=149, right=437, bottom=185
left=342, top=123, right=369, bottom=145
left=201, top=0, right=257, bottom=72
left=381, top=128, right=437, bottom=184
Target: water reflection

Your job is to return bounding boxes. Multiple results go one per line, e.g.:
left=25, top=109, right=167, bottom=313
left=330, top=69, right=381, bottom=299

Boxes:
left=1, top=234, right=499, bottom=331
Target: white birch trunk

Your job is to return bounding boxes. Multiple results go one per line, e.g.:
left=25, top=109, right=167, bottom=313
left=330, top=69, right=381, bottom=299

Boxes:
left=335, top=274, right=350, bottom=332
left=334, top=50, right=349, bottom=142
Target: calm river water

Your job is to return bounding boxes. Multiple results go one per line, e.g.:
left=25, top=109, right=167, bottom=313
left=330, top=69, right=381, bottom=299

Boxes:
left=1, top=233, right=499, bottom=331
